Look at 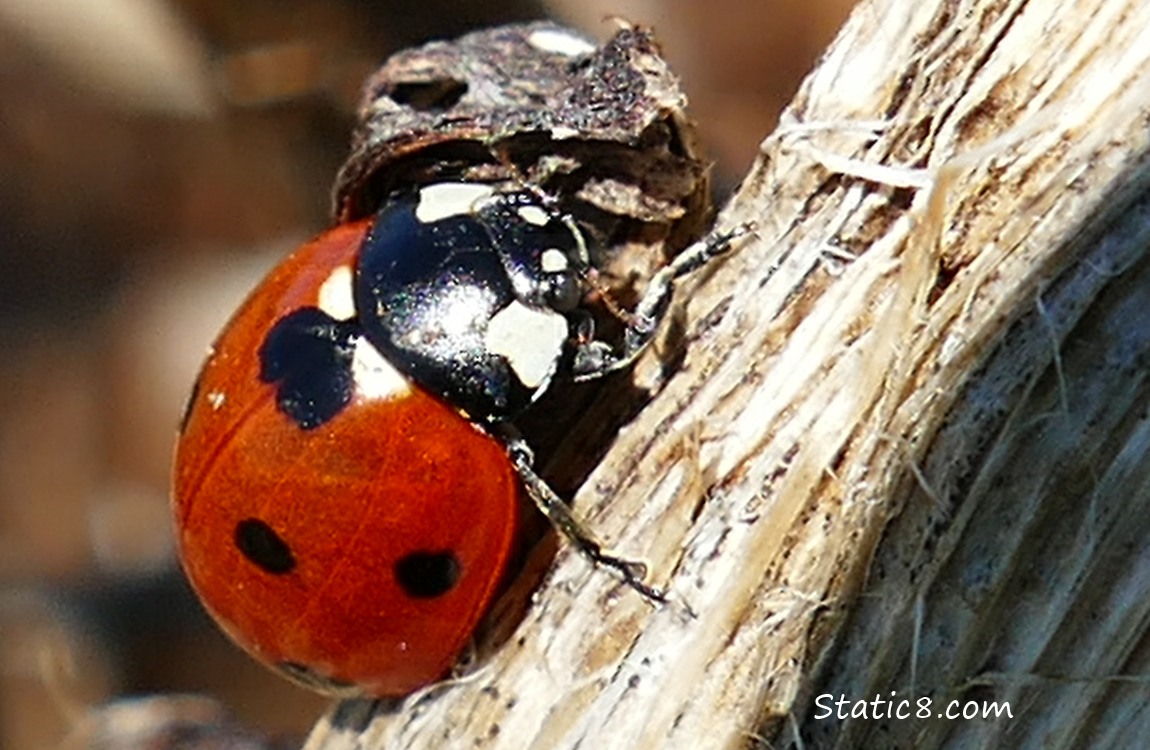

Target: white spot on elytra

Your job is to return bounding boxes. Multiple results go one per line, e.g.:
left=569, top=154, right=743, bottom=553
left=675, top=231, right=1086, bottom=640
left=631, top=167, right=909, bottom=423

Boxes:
left=415, top=183, right=495, bottom=223
left=352, top=337, right=411, bottom=401
left=540, top=248, right=569, bottom=272
left=485, top=300, right=568, bottom=390
left=527, top=28, right=596, bottom=57
left=551, top=126, right=580, bottom=140
left=517, top=204, right=550, bottom=227
left=207, top=391, right=225, bottom=410
left=317, top=265, right=355, bottom=321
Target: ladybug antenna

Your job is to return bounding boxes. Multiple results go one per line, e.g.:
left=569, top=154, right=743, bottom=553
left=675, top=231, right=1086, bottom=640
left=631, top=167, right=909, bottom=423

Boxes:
left=502, top=436, right=667, bottom=602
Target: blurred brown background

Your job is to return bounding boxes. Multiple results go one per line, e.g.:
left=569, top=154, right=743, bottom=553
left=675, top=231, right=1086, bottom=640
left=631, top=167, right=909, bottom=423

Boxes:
left=0, top=0, right=854, bottom=746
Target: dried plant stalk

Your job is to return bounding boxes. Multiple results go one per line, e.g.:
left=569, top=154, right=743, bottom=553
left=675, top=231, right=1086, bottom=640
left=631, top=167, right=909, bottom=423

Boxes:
left=307, top=0, right=1150, bottom=747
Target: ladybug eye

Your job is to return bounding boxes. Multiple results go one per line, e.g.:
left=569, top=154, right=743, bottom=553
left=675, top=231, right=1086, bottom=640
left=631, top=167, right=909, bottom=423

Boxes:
left=235, top=519, right=296, bottom=574
left=394, top=551, right=460, bottom=598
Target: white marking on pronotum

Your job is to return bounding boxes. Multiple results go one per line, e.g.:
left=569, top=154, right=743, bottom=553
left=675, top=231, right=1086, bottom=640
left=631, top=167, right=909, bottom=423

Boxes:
left=352, top=336, right=411, bottom=401
left=527, top=28, right=596, bottom=57
left=540, top=248, right=569, bottom=273
left=317, top=265, right=356, bottom=321
left=517, top=204, right=550, bottom=227
left=415, top=183, right=496, bottom=223
left=485, top=301, right=568, bottom=390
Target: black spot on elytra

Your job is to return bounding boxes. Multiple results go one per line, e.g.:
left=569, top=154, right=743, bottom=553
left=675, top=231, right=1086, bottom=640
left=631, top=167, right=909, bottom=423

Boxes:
left=277, top=661, right=358, bottom=695
left=235, top=518, right=296, bottom=574
left=259, top=307, right=359, bottom=430
left=394, top=551, right=461, bottom=598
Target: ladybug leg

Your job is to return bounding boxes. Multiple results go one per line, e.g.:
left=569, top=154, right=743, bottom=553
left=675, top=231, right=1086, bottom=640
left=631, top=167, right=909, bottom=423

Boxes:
left=571, top=223, right=756, bottom=381
left=502, top=435, right=667, bottom=602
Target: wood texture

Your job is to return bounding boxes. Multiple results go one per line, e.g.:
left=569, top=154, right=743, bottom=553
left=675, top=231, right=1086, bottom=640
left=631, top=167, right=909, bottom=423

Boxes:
left=307, top=0, right=1150, bottom=746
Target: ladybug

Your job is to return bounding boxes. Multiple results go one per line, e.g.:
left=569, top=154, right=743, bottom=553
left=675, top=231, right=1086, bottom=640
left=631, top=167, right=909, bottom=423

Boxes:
left=174, top=178, right=744, bottom=697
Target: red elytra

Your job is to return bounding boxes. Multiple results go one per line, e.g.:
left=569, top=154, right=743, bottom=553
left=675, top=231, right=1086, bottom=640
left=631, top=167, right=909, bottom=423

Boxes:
left=173, top=221, right=521, bottom=697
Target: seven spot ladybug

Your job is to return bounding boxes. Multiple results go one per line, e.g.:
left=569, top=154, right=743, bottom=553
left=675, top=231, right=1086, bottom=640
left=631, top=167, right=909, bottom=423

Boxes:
left=173, top=23, right=745, bottom=698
